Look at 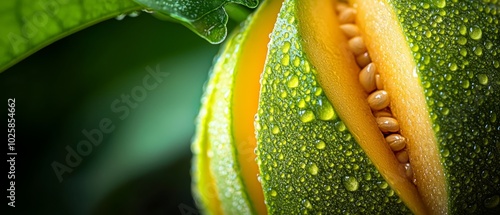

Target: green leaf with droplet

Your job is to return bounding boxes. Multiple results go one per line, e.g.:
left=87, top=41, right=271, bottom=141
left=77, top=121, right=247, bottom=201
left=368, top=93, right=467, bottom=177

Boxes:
left=133, top=0, right=259, bottom=44
left=0, top=0, right=143, bottom=73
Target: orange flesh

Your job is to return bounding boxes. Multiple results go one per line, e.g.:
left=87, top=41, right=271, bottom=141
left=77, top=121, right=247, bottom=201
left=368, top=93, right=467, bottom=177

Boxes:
left=352, top=0, right=447, bottom=213
left=232, top=0, right=283, bottom=214
left=228, top=0, right=447, bottom=214
left=295, top=0, right=436, bottom=214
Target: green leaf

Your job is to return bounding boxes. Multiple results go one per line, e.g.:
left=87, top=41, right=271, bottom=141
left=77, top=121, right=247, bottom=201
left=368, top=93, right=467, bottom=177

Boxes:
left=133, top=0, right=259, bottom=44
left=0, top=0, right=142, bottom=73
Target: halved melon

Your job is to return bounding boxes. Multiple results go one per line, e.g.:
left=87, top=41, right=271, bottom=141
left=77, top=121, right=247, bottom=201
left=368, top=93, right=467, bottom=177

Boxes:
left=193, top=0, right=500, bottom=214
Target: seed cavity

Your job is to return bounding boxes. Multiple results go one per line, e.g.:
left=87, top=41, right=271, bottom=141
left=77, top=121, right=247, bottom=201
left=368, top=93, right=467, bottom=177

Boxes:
left=336, top=2, right=416, bottom=185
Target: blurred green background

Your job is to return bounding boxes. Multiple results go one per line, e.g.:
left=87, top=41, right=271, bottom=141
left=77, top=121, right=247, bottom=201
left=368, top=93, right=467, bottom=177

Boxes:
left=1, top=12, right=232, bottom=214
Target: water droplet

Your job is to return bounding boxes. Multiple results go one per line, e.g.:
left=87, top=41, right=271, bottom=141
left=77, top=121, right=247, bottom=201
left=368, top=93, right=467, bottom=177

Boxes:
left=298, top=99, right=306, bottom=108
left=387, top=189, right=395, bottom=197
left=115, top=14, right=126, bottom=20
left=411, top=44, right=419, bottom=52
left=335, top=121, right=346, bottom=132
left=459, top=25, right=467, bottom=35
left=364, top=173, right=372, bottom=181
left=308, top=163, right=319, bottom=175
left=315, top=140, right=326, bottom=150
left=425, top=31, right=432, bottom=38
left=457, top=37, right=467, bottom=45
left=282, top=41, right=291, bottom=53
left=304, top=61, right=311, bottom=73
left=474, top=47, right=483, bottom=56
left=465, top=203, right=477, bottom=213
left=281, top=54, right=290, bottom=66
left=484, top=195, right=499, bottom=208
left=303, top=199, right=312, bottom=209
left=449, top=63, right=458, bottom=71
left=461, top=80, right=470, bottom=89
left=300, top=110, right=315, bottom=123
left=318, top=101, right=336, bottom=121
left=442, top=107, right=450, bottom=115
left=343, top=176, right=359, bottom=191
left=272, top=126, right=280, bottom=134
left=280, top=91, right=288, bottom=98
left=434, top=124, right=440, bottom=132
left=460, top=48, right=468, bottom=56
left=142, top=8, right=155, bottom=14
left=432, top=0, right=446, bottom=8
left=270, top=189, right=278, bottom=197
left=442, top=148, right=450, bottom=157
left=293, top=57, right=301, bottom=67
left=444, top=74, right=452, bottom=81
left=288, top=76, right=299, bottom=88
left=128, top=11, right=140, bottom=17
left=478, top=74, right=488, bottom=85
left=469, top=26, right=482, bottom=40
left=378, top=181, right=388, bottom=189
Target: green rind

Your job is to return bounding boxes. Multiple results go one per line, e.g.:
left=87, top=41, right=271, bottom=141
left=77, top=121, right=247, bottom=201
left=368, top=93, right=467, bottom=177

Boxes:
left=191, top=47, right=223, bottom=214
left=0, top=0, right=142, bottom=73
left=191, top=16, right=257, bottom=214
left=390, top=1, right=500, bottom=213
left=255, top=0, right=412, bottom=213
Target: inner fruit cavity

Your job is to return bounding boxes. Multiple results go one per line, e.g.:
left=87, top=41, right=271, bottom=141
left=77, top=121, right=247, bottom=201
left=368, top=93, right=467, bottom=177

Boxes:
left=335, top=2, right=416, bottom=184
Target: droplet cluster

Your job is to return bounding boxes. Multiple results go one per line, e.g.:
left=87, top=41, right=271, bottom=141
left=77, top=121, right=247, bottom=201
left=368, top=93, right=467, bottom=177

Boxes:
left=255, top=1, right=411, bottom=213
left=392, top=0, right=500, bottom=213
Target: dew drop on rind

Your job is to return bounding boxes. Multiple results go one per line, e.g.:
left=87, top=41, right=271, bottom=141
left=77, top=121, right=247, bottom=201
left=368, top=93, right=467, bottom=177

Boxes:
left=378, top=181, right=389, bottom=189
left=318, top=101, right=336, bottom=121
left=300, top=110, right=315, bottom=123
left=272, top=126, right=280, bottom=134
left=462, top=80, right=470, bottom=89
left=288, top=76, right=299, bottom=88
left=282, top=41, right=291, bottom=53
left=474, top=47, right=483, bottom=56
left=343, top=175, right=359, bottom=192
left=316, top=140, right=326, bottom=150
left=431, top=0, right=446, bottom=8
left=468, top=26, right=483, bottom=40
left=335, top=121, right=347, bottom=132
left=477, top=74, right=488, bottom=85
left=302, top=199, right=312, bottom=209
left=483, top=195, right=499, bottom=208
left=282, top=54, right=290, bottom=66
left=308, top=163, right=319, bottom=175
left=457, top=36, right=467, bottom=45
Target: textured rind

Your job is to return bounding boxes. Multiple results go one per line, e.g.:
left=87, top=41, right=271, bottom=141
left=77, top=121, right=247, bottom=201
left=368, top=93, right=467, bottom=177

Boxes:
left=389, top=1, right=500, bottom=214
left=191, top=55, right=221, bottom=215
left=191, top=22, right=255, bottom=214
left=255, top=0, right=412, bottom=213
